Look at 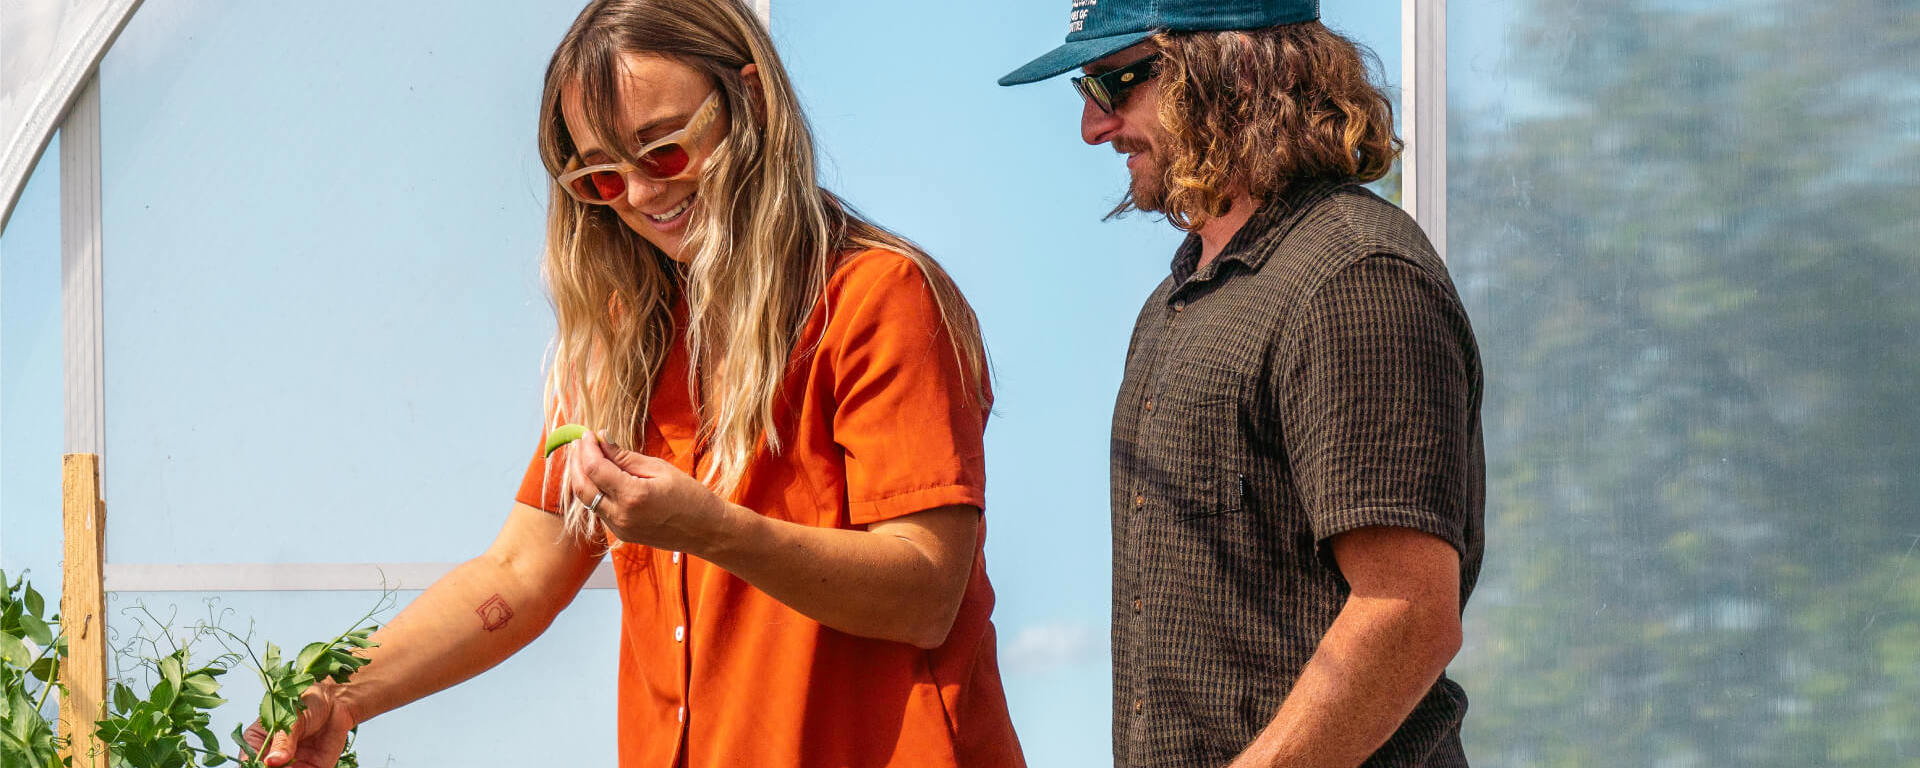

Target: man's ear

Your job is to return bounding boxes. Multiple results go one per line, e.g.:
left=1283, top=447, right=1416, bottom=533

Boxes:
left=740, top=63, right=767, bottom=122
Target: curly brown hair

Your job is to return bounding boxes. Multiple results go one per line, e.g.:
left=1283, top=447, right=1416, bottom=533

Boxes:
left=1125, top=22, right=1402, bottom=230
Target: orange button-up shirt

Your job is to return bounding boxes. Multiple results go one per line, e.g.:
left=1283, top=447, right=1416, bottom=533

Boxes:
left=517, top=249, right=1025, bottom=768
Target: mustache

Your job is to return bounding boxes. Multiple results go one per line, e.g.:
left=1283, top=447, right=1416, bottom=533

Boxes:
left=1113, top=138, right=1150, bottom=156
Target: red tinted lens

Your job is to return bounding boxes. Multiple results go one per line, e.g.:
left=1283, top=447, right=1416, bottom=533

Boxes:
left=637, top=143, right=692, bottom=179
left=586, top=170, right=625, bottom=201
left=569, top=170, right=625, bottom=202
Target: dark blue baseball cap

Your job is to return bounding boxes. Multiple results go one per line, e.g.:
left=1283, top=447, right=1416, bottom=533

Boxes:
left=998, top=0, right=1320, bottom=86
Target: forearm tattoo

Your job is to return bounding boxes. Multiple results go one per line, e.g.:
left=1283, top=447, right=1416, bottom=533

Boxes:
left=476, top=594, right=514, bottom=631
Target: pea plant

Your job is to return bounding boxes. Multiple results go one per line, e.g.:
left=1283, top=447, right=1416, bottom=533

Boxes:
left=0, top=570, right=389, bottom=768
left=0, top=569, right=66, bottom=766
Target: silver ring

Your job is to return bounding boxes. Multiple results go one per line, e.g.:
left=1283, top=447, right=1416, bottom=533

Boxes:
left=585, top=492, right=605, bottom=513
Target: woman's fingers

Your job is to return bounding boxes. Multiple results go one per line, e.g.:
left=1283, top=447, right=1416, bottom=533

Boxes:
left=241, top=720, right=267, bottom=757
left=266, top=727, right=298, bottom=766
left=561, top=431, right=687, bottom=536
left=562, top=435, right=605, bottom=510
left=597, top=433, right=666, bottom=477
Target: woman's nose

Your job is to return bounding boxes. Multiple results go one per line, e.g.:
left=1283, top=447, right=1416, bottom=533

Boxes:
left=622, top=169, right=666, bottom=208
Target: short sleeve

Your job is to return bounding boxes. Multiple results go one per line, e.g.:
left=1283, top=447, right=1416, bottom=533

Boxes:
left=1280, top=254, right=1481, bottom=560
left=826, top=252, right=990, bottom=525
left=515, top=430, right=569, bottom=514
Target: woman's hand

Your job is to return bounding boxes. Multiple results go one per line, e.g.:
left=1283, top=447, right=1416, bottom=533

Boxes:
left=564, top=430, right=737, bottom=552
left=244, top=680, right=357, bottom=768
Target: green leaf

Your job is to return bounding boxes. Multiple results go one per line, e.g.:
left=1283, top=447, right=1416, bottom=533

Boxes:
left=7, top=692, right=36, bottom=741
left=261, top=642, right=282, bottom=672
left=95, top=716, right=129, bottom=742
left=0, top=631, right=28, bottom=666
left=160, top=654, right=184, bottom=691
left=231, top=723, right=256, bottom=760
left=177, top=692, right=225, bottom=710
left=294, top=642, right=328, bottom=675
left=18, top=613, right=51, bottom=647
left=152, top=740, right=182, bottom=768
left=28, top=656, right=57, bottom=684
left=150, top=677, right=176, bottom=711
left=183, top=672, right=221, bottom=695
left=114, top=682, right=138, bottom=713
left=259, top=692, right=292, bottom=731
left=23, top=585, right=43, bottom=618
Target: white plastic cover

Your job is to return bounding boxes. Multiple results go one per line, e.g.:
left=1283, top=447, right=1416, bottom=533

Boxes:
left=0, top=0, right=143, bottom=231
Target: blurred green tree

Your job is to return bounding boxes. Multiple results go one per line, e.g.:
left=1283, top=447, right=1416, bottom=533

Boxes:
left=1445, top=0, right=1920, bottom=765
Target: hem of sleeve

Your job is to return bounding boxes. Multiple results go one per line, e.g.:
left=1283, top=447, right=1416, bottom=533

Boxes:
left=514, top=490, right=562, bottom=515
left=848, top=483, right=986, bottom=526
left=1312, top=505, right=1465, bottom=570
left=515, top=450, right=566, bottom=515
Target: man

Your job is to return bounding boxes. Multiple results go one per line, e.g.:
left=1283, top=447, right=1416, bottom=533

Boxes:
left=999, top=2, right=1485, bottom=767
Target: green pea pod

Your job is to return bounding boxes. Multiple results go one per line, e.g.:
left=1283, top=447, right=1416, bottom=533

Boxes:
left=543, top=424, right=590, bottom=457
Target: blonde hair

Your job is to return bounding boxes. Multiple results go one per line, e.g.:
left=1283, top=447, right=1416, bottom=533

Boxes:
left=535, top=0, right=988, bottom=543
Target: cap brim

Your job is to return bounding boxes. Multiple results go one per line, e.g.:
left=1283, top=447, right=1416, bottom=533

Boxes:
left=997, top=30, right=1157, bottom=86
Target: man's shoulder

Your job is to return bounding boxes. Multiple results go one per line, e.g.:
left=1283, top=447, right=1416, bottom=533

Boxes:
left=1257, top=183, right=1446, bottom=292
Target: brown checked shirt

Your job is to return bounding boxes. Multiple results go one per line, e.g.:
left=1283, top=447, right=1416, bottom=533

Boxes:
left=1111, top=182, right=1485, bottom=767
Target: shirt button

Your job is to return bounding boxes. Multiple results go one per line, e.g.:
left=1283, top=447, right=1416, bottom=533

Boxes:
left=1143, top=398, right=1155, bottom=413
left=1173, top=300, right=1186, bottom=312
left=1133, top=494, right=1145, bottom=509
left=674, top=625, right=685, bottom=642
left=1132, top=597, right=1142, bottom=613
left=1133, top=698, right=1144, bottom=715
left=672, top=551, right=681, bottom=564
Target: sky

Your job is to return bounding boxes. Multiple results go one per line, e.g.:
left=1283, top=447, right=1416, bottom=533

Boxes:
left=2, top=1, right=1401, bottom=765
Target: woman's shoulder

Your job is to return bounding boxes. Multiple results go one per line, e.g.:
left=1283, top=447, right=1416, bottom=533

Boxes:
left=816, top=247, right=952, bottom=343
left=827, top=247, right=932, bottom=297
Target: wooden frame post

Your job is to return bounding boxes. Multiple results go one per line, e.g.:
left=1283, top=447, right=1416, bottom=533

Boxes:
left=60, top=453, right=107, bottom=768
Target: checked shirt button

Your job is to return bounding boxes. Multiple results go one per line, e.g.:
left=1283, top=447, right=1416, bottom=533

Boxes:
left=1133, top=494, right=1146, bottom=509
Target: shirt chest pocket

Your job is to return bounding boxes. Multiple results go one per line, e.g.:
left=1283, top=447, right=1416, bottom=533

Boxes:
left=1143, top=382, right=1250, bottom=520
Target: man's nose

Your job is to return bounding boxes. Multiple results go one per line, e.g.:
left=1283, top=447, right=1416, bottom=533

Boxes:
left=1080, top=99, right=1122, bottom=146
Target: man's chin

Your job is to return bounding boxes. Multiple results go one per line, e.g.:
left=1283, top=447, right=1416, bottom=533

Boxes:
left=1128, top=181, right=1170, bottom=214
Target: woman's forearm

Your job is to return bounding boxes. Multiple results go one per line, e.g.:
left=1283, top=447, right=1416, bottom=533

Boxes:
left=568, top=438, right=979, bottom=649
left=695, top=503, right=979, bottom=649
left=337, top=513, right=601, bottom=722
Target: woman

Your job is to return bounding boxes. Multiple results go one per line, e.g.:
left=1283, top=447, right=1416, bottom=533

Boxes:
left=250, top=1, right=1026, bottom=765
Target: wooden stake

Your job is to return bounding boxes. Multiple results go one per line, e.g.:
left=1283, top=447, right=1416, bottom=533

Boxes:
left=60, top=453, right=107, bottom=768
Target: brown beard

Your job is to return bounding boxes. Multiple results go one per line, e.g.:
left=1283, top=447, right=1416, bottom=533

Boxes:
left=1110, top=137, right=1171, bottom=217
left=1129, top=162, right=1170, bottom=212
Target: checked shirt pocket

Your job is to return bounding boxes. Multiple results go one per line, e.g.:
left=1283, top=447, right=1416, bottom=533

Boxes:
left=1177, top=472, right=1248, bottom=521
left=1149, top=390, right=1250, bottom=521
